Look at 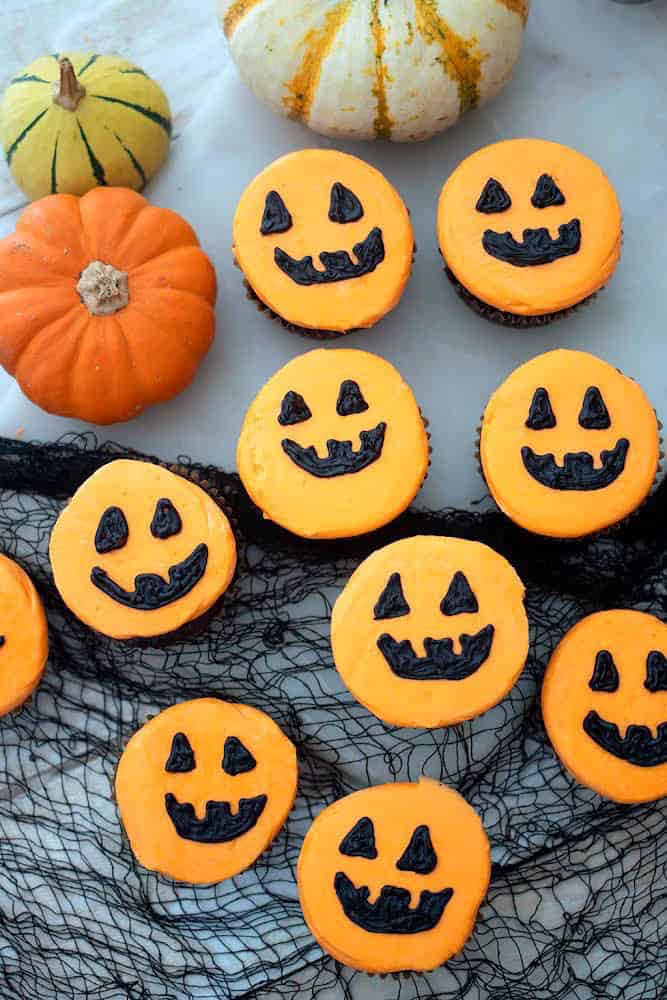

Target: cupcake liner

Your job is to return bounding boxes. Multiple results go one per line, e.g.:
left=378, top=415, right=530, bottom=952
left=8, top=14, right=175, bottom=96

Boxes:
left=475, top=406, right=664, bottom=543
left=443, top=260, right=599, bottom=329
left=236, top=243, right=417, bottom=341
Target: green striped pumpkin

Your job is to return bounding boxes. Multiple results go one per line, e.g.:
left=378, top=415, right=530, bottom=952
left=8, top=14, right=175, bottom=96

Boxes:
left=0, top=53, right=172, bottom=200
left=219, top=0, right=529, bottom=142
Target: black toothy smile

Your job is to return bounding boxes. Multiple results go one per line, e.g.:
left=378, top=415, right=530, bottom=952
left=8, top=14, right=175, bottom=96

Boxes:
left=521, top=439, right=629, bottom=491
left=334, top=871, right=453, bottom=935
left=274, top=227, right=385, bottom=286
left=483, top=219, right=581, bottom=267
left=282, top=422, right=386, bottom=479
left=377, top=625, right=494, bottom=681
left=164, top=792, right=268, bottom=843
left=583, top=711, right=667, bottom=767
left=91, top=543, right=209, bottom=610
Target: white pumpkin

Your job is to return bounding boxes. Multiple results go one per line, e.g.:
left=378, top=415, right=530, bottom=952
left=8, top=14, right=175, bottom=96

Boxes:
left=219, top=0, right=529, bottom=142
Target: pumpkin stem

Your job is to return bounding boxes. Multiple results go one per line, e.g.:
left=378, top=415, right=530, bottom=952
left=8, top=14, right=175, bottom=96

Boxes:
left=77, top=261, right=129, bottom=316
left=53, top=58, right=86, bottom=111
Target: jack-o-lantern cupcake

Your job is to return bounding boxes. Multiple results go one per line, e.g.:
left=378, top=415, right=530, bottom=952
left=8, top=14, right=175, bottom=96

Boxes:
left=543, top=610, right=667, bottom=804
left=50, top=460, right=237, bottom=641
left=332, top=536, right=528, bottom=729
left=438, top=138, right=622, bottom=326
left=116, top=698, right=298, bottom=883
left=479, top=349, right=660, bottom=539
left=297, top=779, right=490, bottom=973
left=233, top=149, right=414, bottom=337
left=237, top=348, right=430, bottom=539
left=0, top=554, right=48, bottom=715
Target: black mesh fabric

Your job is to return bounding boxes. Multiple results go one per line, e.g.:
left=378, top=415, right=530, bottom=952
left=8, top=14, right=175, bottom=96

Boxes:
left=0, top=433, right=665, bottom=1000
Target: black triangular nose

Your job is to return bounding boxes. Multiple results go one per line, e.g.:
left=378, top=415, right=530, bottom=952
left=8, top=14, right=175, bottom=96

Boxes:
left=589, top=650, right=620, bottom=692
left=339, top=816, right=377, bottom=859
left=441, top=571, right=478, bottom=616
left=260, top=190, right=293, bottom=235
left=374, top=572, right=410, bottom=620
left=579, top=386, right=611, bottom=429
left=526, top=387, right=556, bottom=430
left=396, top=825, right=438, bottom=875
left=645, top=650, right=667, bottom=692
left=222, top=736, right=256, bottom=775
left=476, top=177, right=511, bottom=214
left=329, top=182, right=364, bottom=224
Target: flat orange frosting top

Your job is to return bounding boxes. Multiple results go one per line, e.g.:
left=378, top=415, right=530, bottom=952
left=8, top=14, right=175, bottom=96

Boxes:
left=480, top=349, right=659, bottom=538
left=332, top=536, right=528, bottom=728
left=115, top=698, right=297, bottom=883
left=237, top=348, right=429, bottom=539
left=297, top=779, right=490, bottom=973
left=542, top=610, right=667, bottom=804
left=438, top=138, right=622, bottom=316
left=50, top=460, right=237, bottom=640
left=233, top=149, right=413, bottom=333
left=0, top=553, right=48, bottom=715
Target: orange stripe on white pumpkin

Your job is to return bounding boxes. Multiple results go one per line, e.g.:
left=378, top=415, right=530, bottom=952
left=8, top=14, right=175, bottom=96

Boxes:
left=496, top=0, right=529, bottom=26
left=370, top=0, right=394, bottom=140
left=282, top=0, right=353, bottom=123
left=222, top=0, right=266, bottom=38
left=413, top=0, right=483, bottom=115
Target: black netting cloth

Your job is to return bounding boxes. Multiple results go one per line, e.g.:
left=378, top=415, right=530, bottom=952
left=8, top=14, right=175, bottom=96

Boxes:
left=0, top=433, right=665, bottom=1000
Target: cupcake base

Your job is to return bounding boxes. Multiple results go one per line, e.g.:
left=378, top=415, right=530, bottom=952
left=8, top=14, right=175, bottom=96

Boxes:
left=444, top=262, right=599, bottom=329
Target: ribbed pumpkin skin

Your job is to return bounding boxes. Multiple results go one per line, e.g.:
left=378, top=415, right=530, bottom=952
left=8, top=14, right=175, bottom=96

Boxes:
left=0, top=187, right=217, bottom=425
left=0, top=53, right=171, bottom=200
left=219, top=0, right=529, bottom=142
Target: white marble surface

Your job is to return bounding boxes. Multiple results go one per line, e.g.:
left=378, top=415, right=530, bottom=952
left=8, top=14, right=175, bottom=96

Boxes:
left=0, top=0, right=665, bottom=513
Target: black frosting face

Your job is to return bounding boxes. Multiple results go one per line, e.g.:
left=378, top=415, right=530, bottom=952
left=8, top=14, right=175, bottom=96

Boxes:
left=260, top=184, right=385, bottom=286
left=334, top=818, right=452, bottom=935
left=583, top=650, right=667, bottom=767
left=477, top=174, right=581, bottom=267
left=278, top=381, right=386, bottom=479
left=91, top=500, right=209, bottom=610
left=373, top=571, right=494, bottom=681
left=521, top=386, right=629, bottom=492
left=164, top=732, right=265, bottom=843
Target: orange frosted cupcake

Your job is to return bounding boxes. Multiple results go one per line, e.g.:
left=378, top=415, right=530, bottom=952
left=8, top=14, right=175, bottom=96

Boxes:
left=479, top=349, right=660, bottom=539
left=332, top=536, right=528, bottom=729
left=438, top=138, right=622, bottom=326
left=237, top=348, right=429, bottom=540
left=298, top=779, right=490, bottom=973
left=50, top=460, right=237, bottom=640
left=0, top=554, right=48, bottom=714
left=543, top=610, right=667, bottom=804
left=116, top=698, right=298, bottom=883
left=233, top=149, right=413, bottom=337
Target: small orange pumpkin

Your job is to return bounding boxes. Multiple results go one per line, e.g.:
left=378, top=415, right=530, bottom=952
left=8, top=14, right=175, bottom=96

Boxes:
left=0, top=187, right=217, bottom=425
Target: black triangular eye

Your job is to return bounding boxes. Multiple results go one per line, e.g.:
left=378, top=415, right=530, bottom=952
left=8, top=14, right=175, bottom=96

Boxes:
left=645, top=651, right=667, bottom=692
left=578, top=387, right=611, bottom=430
left=374, top=573, right=410, bottom=620
left=476, top=177, right=511, bottom=214
left=531, top=174, right=566, bottom=209
left=336, top=380, right=369, bottom=416
left=165, top=732, right=196, bottom=773
left=441, top=571, right=478, bottom=616
left=329, top=182, right=364, bottom=224
left=589, top=650, right=620, bottom=692
left=150, top=498, right=182, bottom=540
left=278, top=390, right=312, bottom=426
left=526, top=387, right=556, bottom=430
left=222, top=736, right=256, bottom=775
left=260, top=190, right=293, bottom=235
left=339, top=816, right=377, bottom=859
left=95, top=506, right=129, bottom=554
left=396, top=825, right=437, bottom=875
